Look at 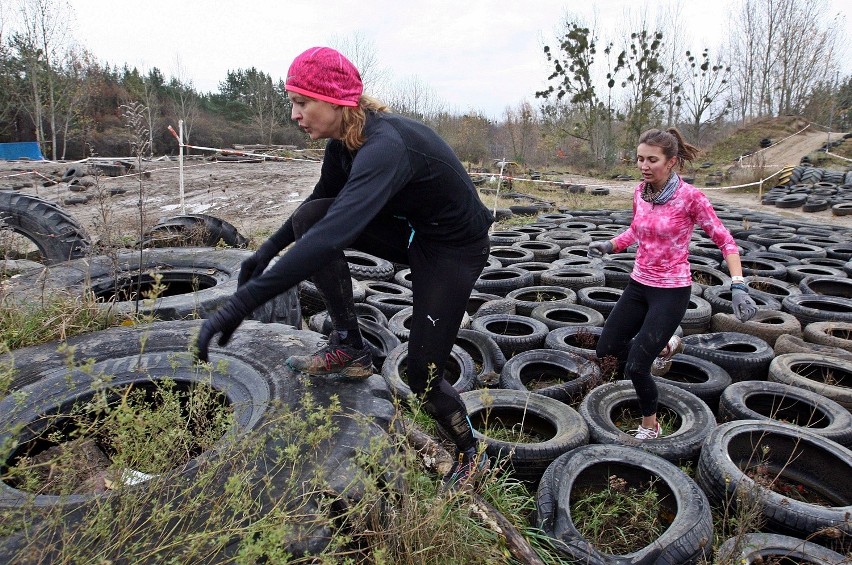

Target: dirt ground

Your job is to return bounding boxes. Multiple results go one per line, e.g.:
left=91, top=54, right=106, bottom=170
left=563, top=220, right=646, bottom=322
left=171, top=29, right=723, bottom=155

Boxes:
left=1, top=128, right=850, bottom=251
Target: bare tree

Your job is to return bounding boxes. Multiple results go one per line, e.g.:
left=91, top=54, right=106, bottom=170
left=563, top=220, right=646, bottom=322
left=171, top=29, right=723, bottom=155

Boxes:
left=658, top=4, right=686, bottom=126
left=619, top=15, right=666, bottom=142
left=502, top=100, right=539, bottom=165
left=384, top=75, right=444, bottom=122
left=728, top=0, right=841, bottom=119
left=680, top=48, right=732, bottom=142
left=169, top=57, right=199, bottom=150
left=55, top=45, right=95, bottom=158
left=773, top=0, right=841, bottom=115
left=329, top=31, right=389, bottom=94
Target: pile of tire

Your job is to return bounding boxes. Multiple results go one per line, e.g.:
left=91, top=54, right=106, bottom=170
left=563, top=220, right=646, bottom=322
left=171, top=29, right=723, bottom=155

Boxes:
left=772, top=165, right=852, bottom=216
left=365, top=204, right=852, bottom=563
left=0, top=202, right=401, bottom=560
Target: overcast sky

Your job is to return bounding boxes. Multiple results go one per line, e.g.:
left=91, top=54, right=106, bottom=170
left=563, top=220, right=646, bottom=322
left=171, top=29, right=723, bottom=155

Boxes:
left=51, top=0, right=852, bottom=118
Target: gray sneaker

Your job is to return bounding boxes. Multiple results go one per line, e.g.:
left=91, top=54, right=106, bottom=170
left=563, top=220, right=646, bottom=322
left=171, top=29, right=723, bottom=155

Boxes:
left=286, top=331, right=373, bottom=378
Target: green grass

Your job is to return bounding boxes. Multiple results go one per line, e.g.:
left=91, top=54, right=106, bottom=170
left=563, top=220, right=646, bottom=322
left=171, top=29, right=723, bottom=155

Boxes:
left=570, top=475, right=667, bottom=555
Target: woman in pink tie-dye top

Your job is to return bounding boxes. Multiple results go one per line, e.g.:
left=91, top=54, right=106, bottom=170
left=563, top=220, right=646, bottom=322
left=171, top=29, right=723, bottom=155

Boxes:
left=588, top=128, right=757, bottom=440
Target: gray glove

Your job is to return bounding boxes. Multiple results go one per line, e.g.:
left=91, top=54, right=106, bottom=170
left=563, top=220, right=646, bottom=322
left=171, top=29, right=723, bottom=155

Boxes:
left=731, top=284, right=757, bottom=322
left=588, top=240, right=613, bottom=258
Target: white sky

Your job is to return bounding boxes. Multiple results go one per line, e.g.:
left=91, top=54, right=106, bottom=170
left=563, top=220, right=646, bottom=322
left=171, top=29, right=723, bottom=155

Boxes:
left=52, top=0, right=852, bottom=119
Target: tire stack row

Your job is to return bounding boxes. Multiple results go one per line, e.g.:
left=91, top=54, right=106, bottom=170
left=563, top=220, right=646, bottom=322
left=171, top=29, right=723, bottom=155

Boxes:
left=774, top=164, right=852, bottom=216
left=299, top=205, right=852, bottom=563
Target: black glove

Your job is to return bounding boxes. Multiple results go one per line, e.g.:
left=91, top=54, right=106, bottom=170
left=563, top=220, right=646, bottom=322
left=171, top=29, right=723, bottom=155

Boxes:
left=588, top=240, right=613, bottom=258
left=195, top=292, right=254, bottom=363
left=731, top=284, right=757, bottom=322
left=238, top=241, right=279, bottom=287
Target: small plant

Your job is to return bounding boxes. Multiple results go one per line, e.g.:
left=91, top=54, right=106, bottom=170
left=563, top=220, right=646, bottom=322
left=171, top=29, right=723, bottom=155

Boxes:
left=570, top=474, right=667, bottom=554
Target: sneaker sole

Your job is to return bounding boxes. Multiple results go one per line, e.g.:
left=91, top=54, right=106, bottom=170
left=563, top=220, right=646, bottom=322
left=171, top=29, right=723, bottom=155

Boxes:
left=287, top=362, right=373, bottom=379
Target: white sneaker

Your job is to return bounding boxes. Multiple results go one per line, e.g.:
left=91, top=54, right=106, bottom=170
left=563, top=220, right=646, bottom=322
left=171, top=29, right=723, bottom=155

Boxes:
left=651, top=335, right=683, bottom=377
left=658, top=335, right=683, bottom=359
left=632, top=422, right=662, bottom=440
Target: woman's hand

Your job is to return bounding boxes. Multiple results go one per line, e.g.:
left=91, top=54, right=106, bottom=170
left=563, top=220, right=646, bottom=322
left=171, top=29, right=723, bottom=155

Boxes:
left=731, top=283, right=757, bottom=322
left=588, top=240, right=613, bottom=258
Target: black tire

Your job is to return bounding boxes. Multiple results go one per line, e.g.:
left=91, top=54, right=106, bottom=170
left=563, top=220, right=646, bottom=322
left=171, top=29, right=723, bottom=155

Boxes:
left=768, top=353, right=852, bottom=412
left=599, top=260, right=633, bottom=289
left=831, top=202, right=852, bottom=216
left=489, top=229, right=530, bottom=246
left=768, top=242, right=828, bottom=259
left=461, top=388, right=589, bottom=482
left=680, top=294, right=713, bottom=335
left=782, top=294, right=852, bottom=325
left=455, top=328, right=506, bottom=388
left=825, top=243, right=852, bottom=261
left=360, top=279, right=413, bottom=299
left=710, top=310, right=801, bottom=347
left=506, top=285, right=576, bottom=316
left=511, top=240, right=561, bottom=263
left=489, top=245, right=536, bottom=266
left=804, top=197, right=830, bottom=212
left=537, top=444, right=713, bottom=564
left=803, top=321, right=852, bottom=353
left=2, top=248, right=301, bottom=326
left=718, top=381, right=852, bottom=447
left=364, top=293, right=414, bottom=318
left=470, top=313, right=550, bottom=358
left=786, top=264, right=848, bottom=284
left=358, top=317, right=401, bottom=371
left=734, top=256, right=789, bottom=279
left=0, top=191, right=90, bottom=264
left=579, top=380, right=716, bottom=463
left=474, top=267, right=534, bottom=296
left=510, top=261, right=553, bottom=284
left=715, top=532, right=849, bottom=565
left=576, top=286, right=623, bottom=318
left=471, top=297, right=516, bottom=318
left=799, top=275, right=852, bottom=299
left=539, top=266, right=606, bottom=290
left=536, top=229, right=592, bottom=249
left=747, top=275, right=802, bottom=301
left=773, top=333, right=852, bottom=362
left=697, top=420, right=852, bottom=548
left=530, top=302, right=605, bottom=330
left=307, top=302, right=389, bottom=335
left=0, top=320, right=396, bottom=557
left=140, top=214, right=248, bottom=248
left=544, top=325, right=602, bottom=360
left=690, top=265, right=731, bottom=293
left=681, top=331, right=775, bottom=382
left=702, top=285, right=782, bottom=316
left=380, top=341, right=476, bottom=401
left=499, top=348, right=600, bottom=404
left=298, top=278, right=365, bottom=316
left=344, top=249, right=395, bottom=281
left=466, top=291, right=502, bottom=316
left=654, top=353, right=732, bottom=413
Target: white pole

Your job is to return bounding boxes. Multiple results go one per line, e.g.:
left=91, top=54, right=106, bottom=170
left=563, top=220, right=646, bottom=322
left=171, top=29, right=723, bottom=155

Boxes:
left=178, top=119, right=185, bottom=214
left=491, top=158, right=507, bottom=233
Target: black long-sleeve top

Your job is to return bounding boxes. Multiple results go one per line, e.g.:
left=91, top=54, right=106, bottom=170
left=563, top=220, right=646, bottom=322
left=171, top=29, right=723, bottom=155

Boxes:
left=237, top=111, right=494, bottom=311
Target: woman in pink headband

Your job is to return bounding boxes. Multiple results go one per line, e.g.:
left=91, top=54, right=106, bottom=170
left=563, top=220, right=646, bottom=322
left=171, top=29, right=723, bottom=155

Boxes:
left=196, top=46, right=493, bottom=486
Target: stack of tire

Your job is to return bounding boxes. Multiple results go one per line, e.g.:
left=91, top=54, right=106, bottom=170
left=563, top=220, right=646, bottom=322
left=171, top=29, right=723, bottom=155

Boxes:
left=767, top=164, right=852, bottom=216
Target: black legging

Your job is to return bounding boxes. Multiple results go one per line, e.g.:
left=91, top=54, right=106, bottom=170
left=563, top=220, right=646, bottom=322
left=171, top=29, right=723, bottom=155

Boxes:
left=595, top=280, right=692, bottom=417
left=291, top=198, right=489, bottom=452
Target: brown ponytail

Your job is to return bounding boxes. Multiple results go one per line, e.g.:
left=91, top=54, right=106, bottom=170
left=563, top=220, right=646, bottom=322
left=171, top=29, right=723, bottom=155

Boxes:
left=638, top=127, right=701, bottom=171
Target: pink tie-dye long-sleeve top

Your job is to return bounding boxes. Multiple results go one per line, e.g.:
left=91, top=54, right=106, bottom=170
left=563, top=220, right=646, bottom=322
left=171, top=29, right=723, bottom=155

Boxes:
left=611, top=178, right=739, bottom=288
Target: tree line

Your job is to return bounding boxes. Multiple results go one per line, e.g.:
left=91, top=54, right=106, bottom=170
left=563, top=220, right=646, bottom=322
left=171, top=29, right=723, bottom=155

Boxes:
left=0, top=0, right=849, bottom=168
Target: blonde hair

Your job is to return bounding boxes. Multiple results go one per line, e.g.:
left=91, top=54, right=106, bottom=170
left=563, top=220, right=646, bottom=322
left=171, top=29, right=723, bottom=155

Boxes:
left=638, top=127, right=701, bottom=171
left=340, top=95, right=389, bottom=150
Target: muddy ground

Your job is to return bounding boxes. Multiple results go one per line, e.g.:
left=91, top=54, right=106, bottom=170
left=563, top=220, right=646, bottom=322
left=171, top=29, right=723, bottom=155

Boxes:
left=1, top=128, right=850, bottom=251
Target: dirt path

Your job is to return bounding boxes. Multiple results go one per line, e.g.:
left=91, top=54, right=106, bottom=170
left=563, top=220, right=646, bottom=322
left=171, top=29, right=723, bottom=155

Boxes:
left=740, top=128, right=832, bottom=169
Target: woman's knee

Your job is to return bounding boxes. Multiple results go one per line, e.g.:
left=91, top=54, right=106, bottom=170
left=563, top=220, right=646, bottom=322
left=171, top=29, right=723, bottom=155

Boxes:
left=292, top=199, right=334, bottom=237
